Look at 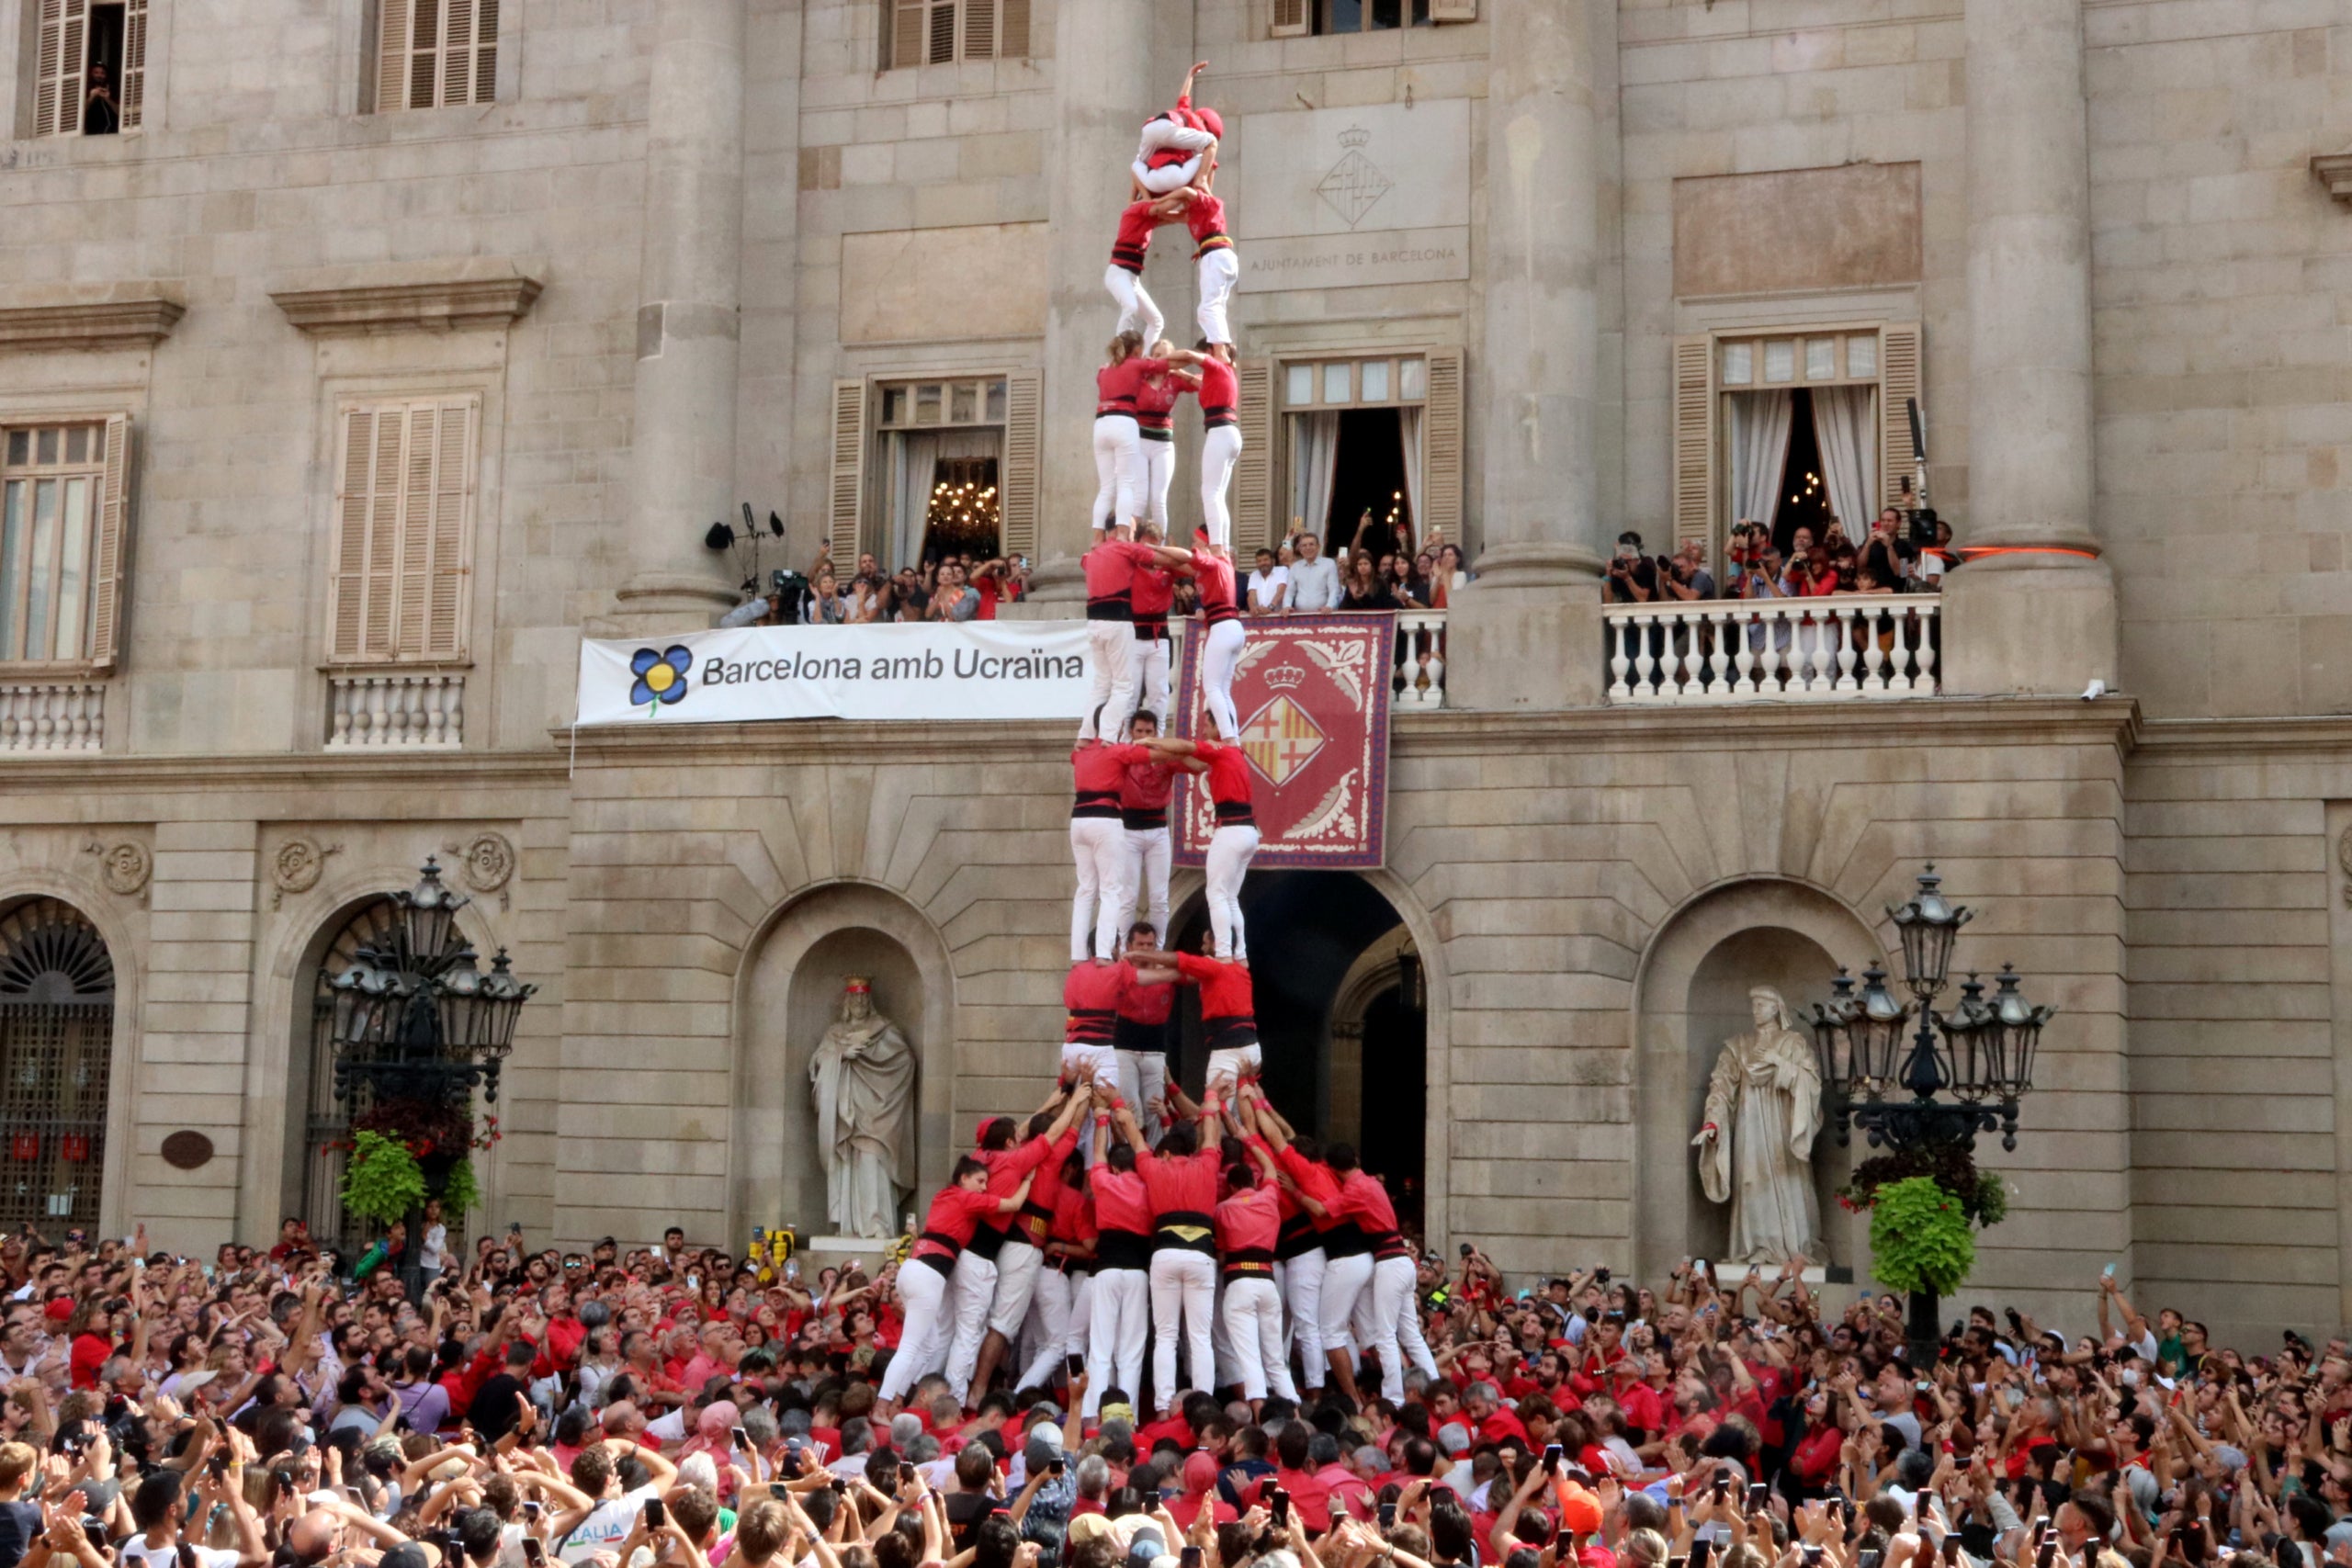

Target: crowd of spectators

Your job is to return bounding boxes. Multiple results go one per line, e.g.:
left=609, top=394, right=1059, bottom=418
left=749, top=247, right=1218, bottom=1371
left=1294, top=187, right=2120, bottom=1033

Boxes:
left=1605, top=513, right=1955, bottom=610
left=721, top=552, right=1033, bottom=630
left=1, top=1214, right=2324, bottom=1568
left=1245, top=525, right=1467, bottom=618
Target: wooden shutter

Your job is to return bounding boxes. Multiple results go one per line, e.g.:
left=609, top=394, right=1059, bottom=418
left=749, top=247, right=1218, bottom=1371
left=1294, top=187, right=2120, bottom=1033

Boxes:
left=377, top=0, right=412, bottom=112
left=1671, top=333, right=1715, bottom=552
left=1000, top=0, right=1028, bottom=56
left=999, top=370, right=1041, bottom=562
left=471, top=0, right=499, bottom=105
left=35, top=0, right=88, bottom=138
left=1879, top=321, right=1922, bottom=512
left=926, top=0, right=956, bottom=61
left=964, top=0, right=996, bottom=57
left=392, top=400, right=475, bottom=660
left=1430, top=0, right=1477, bottom=18
left=331, top=407, right=401, bottom=661
left=1234, top=359, right=1274, bottom=553
left=829, top=381, right=866, bottom=566
left=891, top=0, right=924, bottom=67
left=1421, top=346, right=1464, bottom=547
left=1271, top=0, right=1309, bottom=38
left=119, top=0, right=148, bottom=130
left=329, top=400, right=475, bottom=663
left=86, top=414, right=131, bottom=671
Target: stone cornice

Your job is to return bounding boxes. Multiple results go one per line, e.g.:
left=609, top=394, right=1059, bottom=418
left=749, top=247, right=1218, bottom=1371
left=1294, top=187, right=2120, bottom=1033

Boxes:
left=2312, top=152, right=2352, bottom=204
left=0, top=289, right=186, bottom=353
left=270, top=263, right=544, bottom=337
left=0, top=750, right=568, bottom=795
left=2132, top=714, right=2352, bottom=757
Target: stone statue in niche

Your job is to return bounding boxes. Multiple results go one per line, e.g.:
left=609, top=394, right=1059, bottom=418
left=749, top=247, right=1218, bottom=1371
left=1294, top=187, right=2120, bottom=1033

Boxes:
left=808, top=976, right=917, bottom=1239
left=1691, top=984, right=1825, bottom=1264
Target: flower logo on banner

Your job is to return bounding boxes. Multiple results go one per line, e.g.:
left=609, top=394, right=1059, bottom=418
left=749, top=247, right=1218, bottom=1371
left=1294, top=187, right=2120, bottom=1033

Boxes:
left=630, top=646, right=694, bottom=714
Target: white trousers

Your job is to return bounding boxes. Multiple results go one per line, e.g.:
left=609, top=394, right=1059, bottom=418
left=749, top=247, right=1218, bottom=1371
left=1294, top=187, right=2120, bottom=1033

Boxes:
left=1080, top=621, right=1139, bottom=744
left=1195, top=248, right=1240, bottom=347
left=1143, top=437, right=1175, bottom=530
left=1058, top=1041, right=1121, bottom=1094
left=1070, top=815, right=1133, bottom=962
left=1104, top=267, right=1165, bottom=355
left=1016, top=1266, right=1090, bottom=1392
left=1133, top=635, right=1172, bottom=731
left=942, top=1248, right=999, bottom=1401
left=1092, top=412, right=1145, bottom=531
left=1149, top=1248, right=1218, bottom=1415
left=1284, top=1247, right=1329, bottom=1387
left=877, top=1258, right=952, bottom=1402
left=1352, top=1254, right=1424, bottom=1403
left=1134, top=154, right=1207, bottom=195
left=1205, top=1041, right=1262, bottom=1100
left=1202, top=617, right=1247, bottom=740
left=1086, top=1266, right=1149, bottom=1416
left=1224, top=1276, right=1297, bottom=1402
left=989, top=1237, right=1044, bottom=1337
left=1115, top=1047, right=1169, bottom=1142
left=1199, top=425, right=1244, bottom=551
left=1205, top=823, right=1259, bottom=960
left=1124, top=823, right=1171, bottom=942
left=1317, top=1251, right=1375, bottom=1358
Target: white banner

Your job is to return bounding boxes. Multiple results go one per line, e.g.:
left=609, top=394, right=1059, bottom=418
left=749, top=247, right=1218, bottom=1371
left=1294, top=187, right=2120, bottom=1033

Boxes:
left=575, top=620, right=1098, bottom=726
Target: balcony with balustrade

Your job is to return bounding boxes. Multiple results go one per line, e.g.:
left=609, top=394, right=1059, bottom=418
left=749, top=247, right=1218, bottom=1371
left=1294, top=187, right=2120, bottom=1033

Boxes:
left=1602, top=593, right=1940, bottom=704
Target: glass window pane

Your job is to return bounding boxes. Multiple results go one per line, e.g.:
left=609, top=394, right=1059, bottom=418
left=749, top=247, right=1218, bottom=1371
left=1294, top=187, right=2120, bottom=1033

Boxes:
left=882, top=387, right=908, bottom=426
left=1362, top=361, right=1391, bottom=401
left=34, top=430, right=56, bottom=465
left=1848, top=333, right=1879, bottom=378
left=0, top=481, right=22, bottom=660
left=1762, top=339, right=1795, bottom=383
left=1399, top=357, right=1426, bottom=400
left=53, top=477, right=88, bottom=661
left=1286, top=364, right=1315, bottom=406
left=986, top=379, right=1008, bottom=423
left=1371, top=0, right=1401, bottom=25
left=1330, top=0, right=1363, bottom=29
left=5, top=432, right=25, bottom=467
left=951, top=382, right=979, bottom=423
left=1324, top=362, right=1352, bottom=404
left=914, top=384, right=943, bottom=423
left=64, top=427, right=87, bottom=464
left=28, top=479, right=59, bottom=660
left=1805, top=338, right=1836, bottom=379
left=1722, top=342, right=1753, bottom=385
left=1412, top=0, right=1430, bottom=18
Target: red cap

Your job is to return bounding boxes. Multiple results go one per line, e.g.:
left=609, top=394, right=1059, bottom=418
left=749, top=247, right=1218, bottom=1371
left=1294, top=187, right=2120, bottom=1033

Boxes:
left=44, top=1296, right=74, bottom=1322
left=1198, top=107, right=1224, bottom=140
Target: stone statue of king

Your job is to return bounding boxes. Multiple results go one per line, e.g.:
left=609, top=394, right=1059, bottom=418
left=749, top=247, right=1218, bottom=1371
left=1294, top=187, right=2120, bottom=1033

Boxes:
left=808, top=976, right=917, bottom=1239
left=1691, top=984, right=1826, bottom=1265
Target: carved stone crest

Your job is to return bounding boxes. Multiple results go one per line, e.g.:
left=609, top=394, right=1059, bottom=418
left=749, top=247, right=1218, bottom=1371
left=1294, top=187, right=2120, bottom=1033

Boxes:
left=445, top=832, right=517, bottom=904
left=2340, top=826, right=2352, bottom=907
left=84, top=840, right=151, bottom=897
left=269, top=838, right=342, bottom=908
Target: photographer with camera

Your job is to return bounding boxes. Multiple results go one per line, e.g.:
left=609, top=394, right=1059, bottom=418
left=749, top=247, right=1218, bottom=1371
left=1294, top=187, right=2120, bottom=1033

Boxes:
left=718, top=569, right=815, bottom=629
left=1603, top=533, right=1660, bottom=604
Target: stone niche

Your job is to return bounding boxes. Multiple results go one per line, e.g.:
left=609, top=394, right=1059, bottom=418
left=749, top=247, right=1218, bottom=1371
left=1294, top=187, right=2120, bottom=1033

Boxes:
left=731, top=884, right=956, bottom=1247
left=1671, top=164, right=1923, bottom=299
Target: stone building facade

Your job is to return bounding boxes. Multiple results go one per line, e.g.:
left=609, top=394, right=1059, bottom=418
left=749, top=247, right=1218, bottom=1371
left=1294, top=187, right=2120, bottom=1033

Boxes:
left=0, top=0, right=2346, bottom=1345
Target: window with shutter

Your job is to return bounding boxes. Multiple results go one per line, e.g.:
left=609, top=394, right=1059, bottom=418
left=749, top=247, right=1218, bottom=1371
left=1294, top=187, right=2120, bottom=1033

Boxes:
left=33, top=0, right=88, bottom=138
left=1271, top=0, right=1309, bottom=37
left=1421, top=347, right=1464, bottom=547
left=998, top=370, right=1041, bottom=563
left=886, top=0, right=1021, bottom=66
left=1671, top=334, right=1715, bottom=551
left=829, top=381, right=867, bottom=566
left=119, top=0, right=147, bottom=130
left=999, top=0, right=1028, bottom=56
left=0, top=417, right=130, bottom=670
left=1233, top=361, right=1275, bottom=554
left=1878, top=322, right=1922, bottom=512
left=373, top=0, right=497, bottom=111
left=327, top=398, right=477, bottom=664
left=963, top=0, right=995, bottom=58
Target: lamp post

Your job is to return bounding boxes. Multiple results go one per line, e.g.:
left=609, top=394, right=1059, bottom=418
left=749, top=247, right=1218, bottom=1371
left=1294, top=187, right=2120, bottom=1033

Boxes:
left=328, top=858, right=536, bottom=1299
left=1807, top=864, right=2052, bottom=1365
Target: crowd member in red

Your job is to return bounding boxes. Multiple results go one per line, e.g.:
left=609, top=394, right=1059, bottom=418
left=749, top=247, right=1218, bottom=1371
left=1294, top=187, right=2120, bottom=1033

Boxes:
left=875, top=1156, right=1035, bottom=1407
left=948, top=1092, right=1091, bottom=1407
left=1239, top=1087, right=1348, bottom=1403
left=1164, top=1450, right=1238, bottom=1531
left=1221, top=1127, right=1295, bottom=1411
left=1333, top=1138, right=1434, bottom=1404
left=1082, top=1104, right=1154, bottom=1419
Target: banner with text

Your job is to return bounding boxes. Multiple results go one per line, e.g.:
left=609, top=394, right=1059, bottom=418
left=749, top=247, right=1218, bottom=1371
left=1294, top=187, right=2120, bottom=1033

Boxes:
left=1173, top=615, right=1392, bottom=870
left=575, top=621, right=1095, bottom=726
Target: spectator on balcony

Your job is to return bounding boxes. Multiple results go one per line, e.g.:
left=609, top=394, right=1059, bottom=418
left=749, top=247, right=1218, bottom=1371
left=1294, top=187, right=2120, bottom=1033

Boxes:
left=1288, top=531, right=1342, bottom=611
left=1914, top=514, right=1957, bottom=584
left=1657, top=542, right=1714, bottom=603
left=1604, top=532, right=1660, bottom=603
left=1247, top=549, right=1291, bottom=616
left=927, top=561, right=980, bottom=623
left=803, top=569, right=848, bottom=625
left=1859, top=513, right=1908, bottom=592
left=1434, top=543, right=1466, bottom=602
left=971, top=558, right=1022, bottom=619
left=1340, top=552, right=1400, bottom=611
left=1388, top=553, right=1430, bottom=609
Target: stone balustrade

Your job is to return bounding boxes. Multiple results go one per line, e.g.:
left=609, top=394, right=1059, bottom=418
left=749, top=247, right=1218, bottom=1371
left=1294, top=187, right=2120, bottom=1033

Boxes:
left=1394, top=609, right=1448, bottom=709
left=1603, top=593, right=1940, bottom=703
left=326, top=672, right=466, bottom=748
left=0, top=682, right=107, bottom=751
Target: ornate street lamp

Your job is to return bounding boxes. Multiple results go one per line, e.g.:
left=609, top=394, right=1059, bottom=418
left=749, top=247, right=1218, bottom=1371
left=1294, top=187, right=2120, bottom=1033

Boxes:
left=328, top=858, right=537, bottom=1297
left=1806, top=864, right=2053, bottom=1361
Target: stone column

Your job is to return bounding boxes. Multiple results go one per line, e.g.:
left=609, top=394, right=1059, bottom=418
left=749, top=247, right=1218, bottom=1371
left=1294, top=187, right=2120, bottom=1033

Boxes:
left=608, top=0, right=747, bottom=631
left=1447, top=0, right=1607, bottom=710
left=1020, top=0, right=1159, bottom=607
left=1941, top=0, right=2117, bottom=694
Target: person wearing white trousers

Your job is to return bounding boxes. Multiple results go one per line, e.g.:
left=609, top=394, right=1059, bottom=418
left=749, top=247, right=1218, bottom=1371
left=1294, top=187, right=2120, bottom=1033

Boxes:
left=1113, top=921, right=1176, bottom=1145
left=1016, top=1258, right=1094, bottom=1393
left=1118, top=716, right=1183, bottom=947
left=1131, top=63, right=1219, bottom=196
left=1194, top=354, right=1244, bottom=552
left=1149, top=1246, right=1216, bottom=1417
left=1190, top=545, right=1248, bottom=742
left=1184, top=739, right=1260, bottom=962
left=1282, top=1244, right=1329, bottom=1392
left=1091, top=413, right=1146, bottom=539
left=1069, top=735, right=1157, bottom=963
left=1216, top=1152, right=1297, bottom=1409
left=1355, top=1251, right=1429, bottom=1404
left=878, top=1159, right=1034, bottom=1405
left=1083, top=1120, right=1154, bottom=1419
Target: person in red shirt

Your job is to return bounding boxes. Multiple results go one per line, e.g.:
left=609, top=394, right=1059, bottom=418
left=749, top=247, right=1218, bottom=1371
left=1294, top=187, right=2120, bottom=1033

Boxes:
left=1114, top=1100, right=1220, bottom=1421
left=1221, top=1132, right=1295, bottom=1411
left=1083, top=1110, right=1154, bottom=1420
left=1069, top=728, right=1193, bottom=963
left=1134, top=350, right=1203, bottom=536
left=1188, top=542, right=1246, bottom=741
left=1130, top=61, right=1220, bottom=197
left=1113, top=920, right=1180, bottom=1143
left=1164, top=1450, right=1238, bottom=1532
left=875, top=1156, right=1034, bottom=1410
left=1076, top=520, right=1193, bottom=746
left=1189, top=347, right=1242, bottom=550
left=1128, top=529, right=1189, bottom=731
left=1238, top=1087, right=1349, bottom=1401
left=1119, top=715, right=1197, bottom=963
left=1159, top=187, right=1238, bottom=361
left=1188, top=738, right=1258, bottom=960
left=1104, top=197, right=1187, bottom=363
left=1014, top=1149, right=1097, bottom=1396
left=968, top=1091, right=1090, bottom=1415
left=1129, top=939, right=1258, bottom=1111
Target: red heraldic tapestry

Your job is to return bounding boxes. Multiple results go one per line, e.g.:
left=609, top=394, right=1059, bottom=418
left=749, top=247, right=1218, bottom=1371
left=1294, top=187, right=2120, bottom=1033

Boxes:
left=1172, top=614, right=1392, bottom=869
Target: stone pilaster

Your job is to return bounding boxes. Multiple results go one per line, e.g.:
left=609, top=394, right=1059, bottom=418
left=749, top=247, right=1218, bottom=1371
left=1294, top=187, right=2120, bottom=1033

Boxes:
left=1447, top=0, right=1607, bottom=710
left=1023, top=0, right=1159, bottom=606
left=607, top=0, right=748, bottom=632
left=1941, top=0, right=2118, bottom=694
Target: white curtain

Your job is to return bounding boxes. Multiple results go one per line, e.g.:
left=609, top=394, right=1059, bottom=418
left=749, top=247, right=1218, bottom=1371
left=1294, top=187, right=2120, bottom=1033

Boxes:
left=889, top=428, right=1000, bottom=567
left=1397, top=405, right=1425, bottom=548
left=1812, top=385, right=1879, bottom=543
left=1726, top=389, right=1794, bottom=538
left=1287, top=412, right=1341, bottom=542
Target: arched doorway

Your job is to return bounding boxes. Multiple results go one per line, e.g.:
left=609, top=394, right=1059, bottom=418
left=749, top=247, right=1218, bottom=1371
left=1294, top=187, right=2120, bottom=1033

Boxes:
left=1170, top=870, right=1430, bottom=1234
left=0, top=898, right=115, bottom=1233
left=288, top=897, right=401, bottom=1251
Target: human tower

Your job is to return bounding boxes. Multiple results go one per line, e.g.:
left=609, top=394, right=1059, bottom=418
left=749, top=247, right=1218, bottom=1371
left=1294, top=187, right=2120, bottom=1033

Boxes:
left=876, top=67, right=1435, bottom=1426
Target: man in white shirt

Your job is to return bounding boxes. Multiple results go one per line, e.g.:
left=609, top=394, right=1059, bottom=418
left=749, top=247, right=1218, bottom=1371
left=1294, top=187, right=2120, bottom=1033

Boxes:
left=1287, top=532, right=1340, bottom=611
left=1246, top=549, right=1290, bottom=615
